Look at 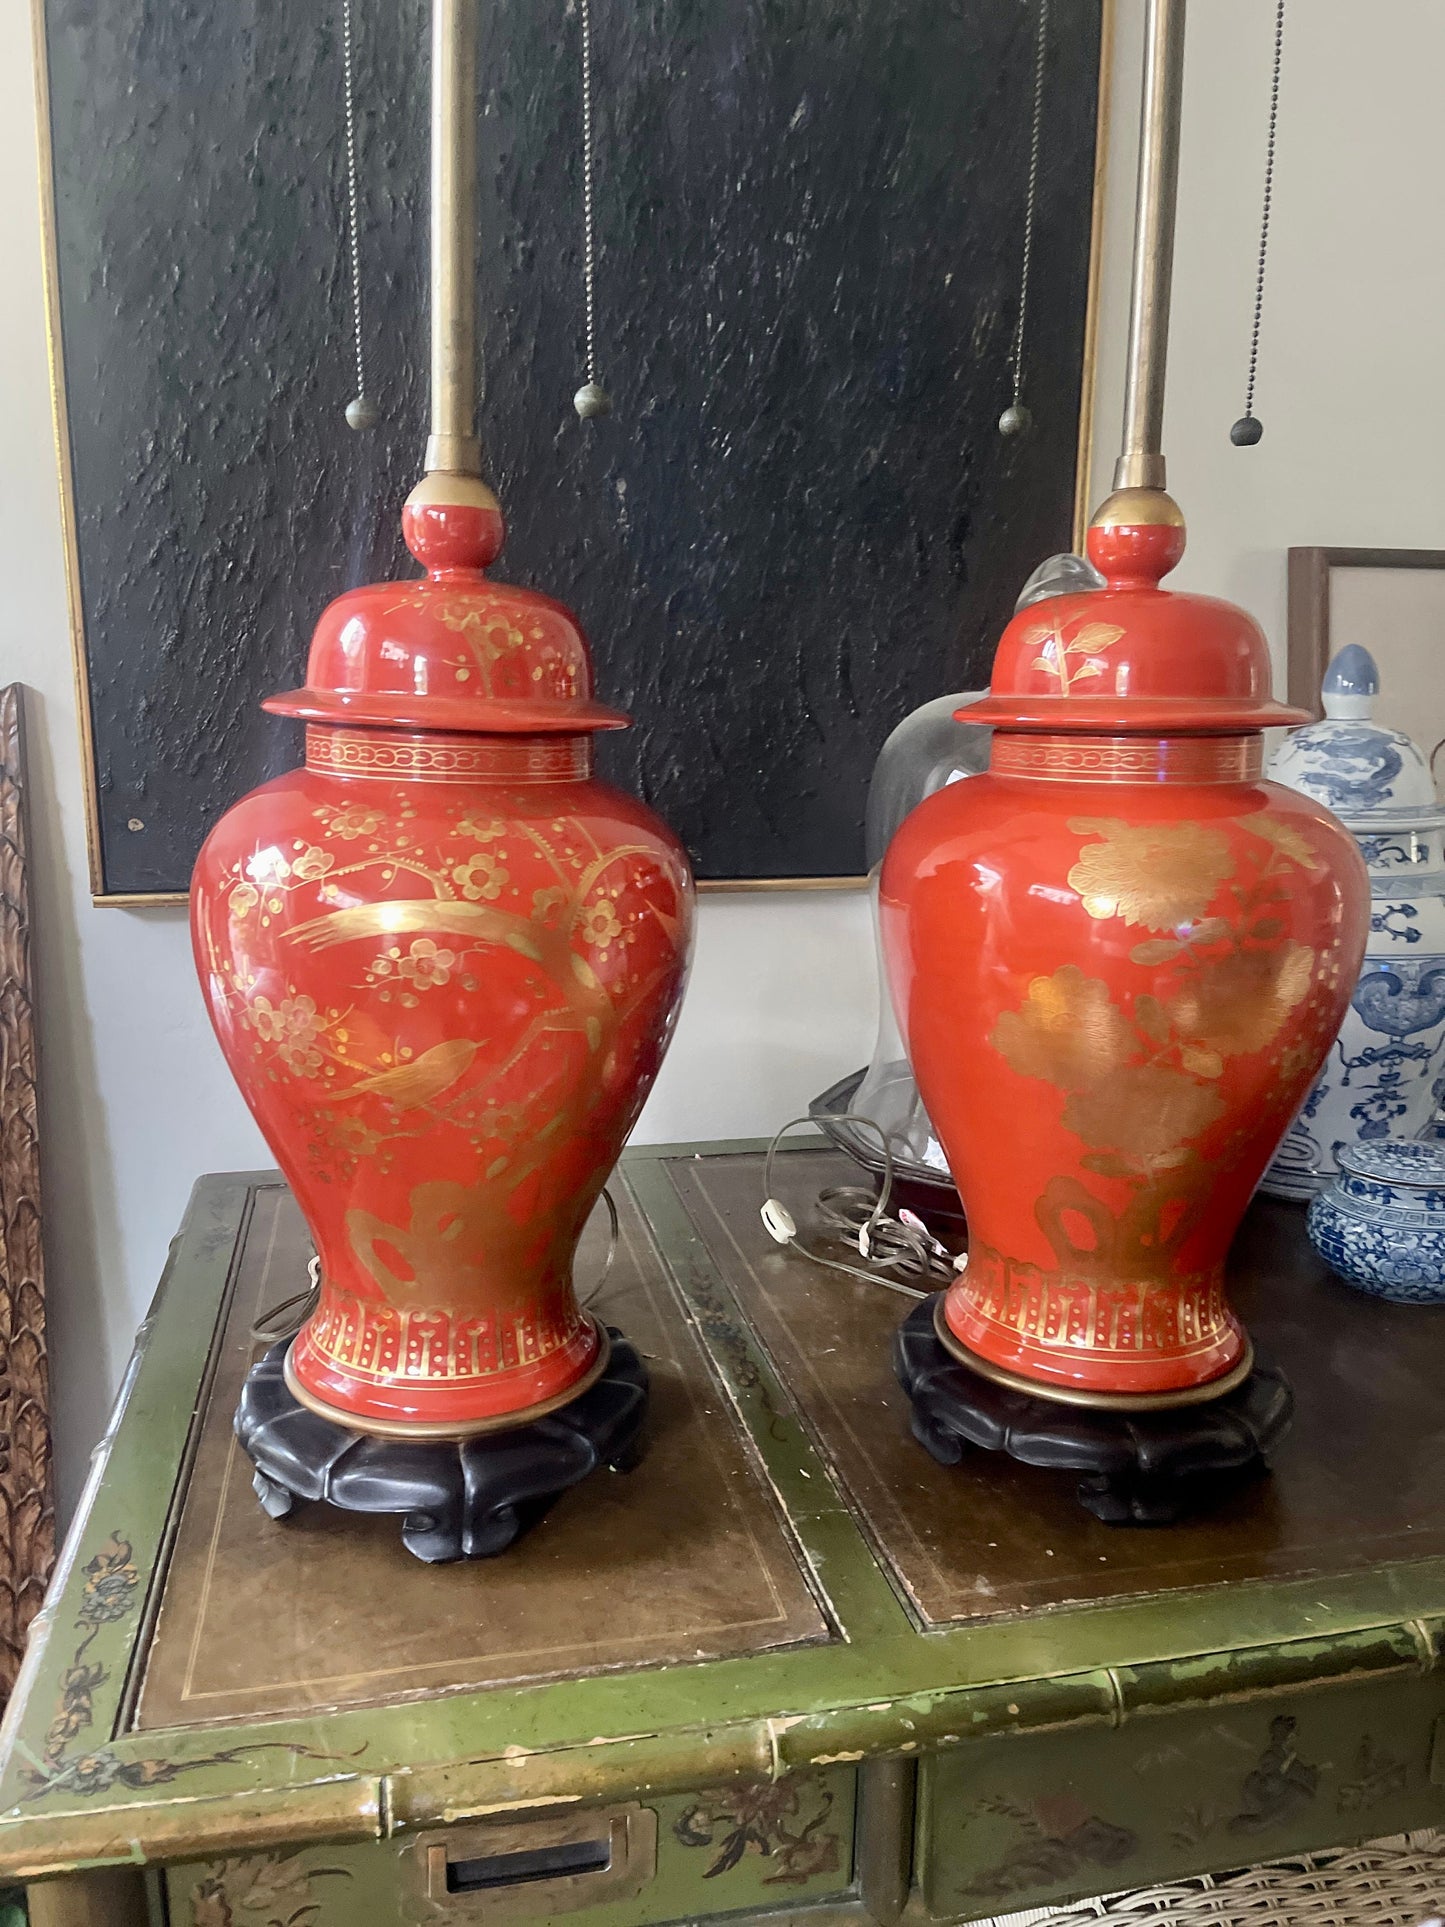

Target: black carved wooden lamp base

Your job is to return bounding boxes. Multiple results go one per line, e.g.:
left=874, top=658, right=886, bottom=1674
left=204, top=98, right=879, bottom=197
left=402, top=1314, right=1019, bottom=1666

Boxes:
left=234, top=1329, right=648, bottom=1563
left=893, top=1295, right=1293, bottom=1526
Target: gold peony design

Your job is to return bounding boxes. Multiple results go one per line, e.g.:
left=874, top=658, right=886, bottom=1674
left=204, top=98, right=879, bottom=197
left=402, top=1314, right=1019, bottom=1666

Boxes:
left=1067, top=818, right=1235, bottom=933
left=1062, top=1064, right=1226, bottom=1166
left=1169, top=941, right=1314, bottom=1059
left=1247, top=814, right=1323, bottom=872
left=989, top=966, right=1135, bottom=1091
left=986, top=811, right=1325, bottom=1276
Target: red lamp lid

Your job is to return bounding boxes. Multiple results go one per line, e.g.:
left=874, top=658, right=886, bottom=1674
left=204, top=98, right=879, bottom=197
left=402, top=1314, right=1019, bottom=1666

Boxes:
left=962, top=488, right=1308, bottom=735
left=265, top=474, right=629, bottom=736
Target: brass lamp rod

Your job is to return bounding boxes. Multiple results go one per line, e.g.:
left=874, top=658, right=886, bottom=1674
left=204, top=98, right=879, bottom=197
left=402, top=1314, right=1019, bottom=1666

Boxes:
left=425, top=0, right=483, bottom=478
left=1113, top=0, right=1186, bottom=494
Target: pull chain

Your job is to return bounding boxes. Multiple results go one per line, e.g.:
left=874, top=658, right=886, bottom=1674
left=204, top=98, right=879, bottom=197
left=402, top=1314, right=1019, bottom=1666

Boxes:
left=341, top=0, right=377, bottom=432
left=1000, top=0, right=1050, bottom=438
left=573, top=0, right=611, bottom=420
left=1231, top=0, right=1284, bottom=447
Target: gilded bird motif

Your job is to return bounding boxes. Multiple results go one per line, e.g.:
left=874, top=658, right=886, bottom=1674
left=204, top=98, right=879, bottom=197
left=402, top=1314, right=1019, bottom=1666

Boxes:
left=344, top=1038, right=478, bottom=1109
left=285, top=899, right=542, bottom=961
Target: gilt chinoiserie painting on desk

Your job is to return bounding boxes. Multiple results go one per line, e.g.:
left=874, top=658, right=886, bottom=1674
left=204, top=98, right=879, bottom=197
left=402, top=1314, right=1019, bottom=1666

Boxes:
left=39, top=0, right=1105, bottom=898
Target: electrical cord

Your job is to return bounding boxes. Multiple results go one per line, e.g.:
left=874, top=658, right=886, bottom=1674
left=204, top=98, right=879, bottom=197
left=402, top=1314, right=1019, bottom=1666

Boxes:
left=760, top=1116, right=962, bottom=1300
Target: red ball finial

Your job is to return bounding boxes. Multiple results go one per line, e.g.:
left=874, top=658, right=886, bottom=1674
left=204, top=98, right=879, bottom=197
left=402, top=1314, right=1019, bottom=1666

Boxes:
left=1085, top=487, right=1186, bottom=589
left=402, top=473, right=505, bottom=574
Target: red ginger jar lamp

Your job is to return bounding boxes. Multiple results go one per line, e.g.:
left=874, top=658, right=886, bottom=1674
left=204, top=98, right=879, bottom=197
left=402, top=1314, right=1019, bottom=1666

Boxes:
left=880, top=0, right=1368, bottom=1408
left=191, top=2, right=693, bottom=1441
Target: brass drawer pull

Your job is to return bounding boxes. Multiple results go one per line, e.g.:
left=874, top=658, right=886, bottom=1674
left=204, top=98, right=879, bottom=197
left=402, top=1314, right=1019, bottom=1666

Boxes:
left=414, top=1803, right=657, bottom=1919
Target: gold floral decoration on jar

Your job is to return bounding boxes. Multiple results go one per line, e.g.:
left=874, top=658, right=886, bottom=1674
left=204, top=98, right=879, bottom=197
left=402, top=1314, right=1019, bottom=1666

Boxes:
left=398, top=938, right=458, bottom=988
left=291, top=844, right=335, bottom=882
left=320, top=803, right=384, bottom=841
left=1067, top=818, right=1235, bottom=933
left=453, top=852, right=509, bottom=901
left=581, top=899, right=623, bottom=950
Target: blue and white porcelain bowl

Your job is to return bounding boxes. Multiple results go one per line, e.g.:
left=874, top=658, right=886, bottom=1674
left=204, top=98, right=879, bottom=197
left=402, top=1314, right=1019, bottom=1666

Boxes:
left=1307, top=1138, right=1445, bottom=1304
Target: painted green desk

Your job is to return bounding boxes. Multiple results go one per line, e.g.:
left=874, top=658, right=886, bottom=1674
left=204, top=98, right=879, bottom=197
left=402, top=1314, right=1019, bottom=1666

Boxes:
left=3, top=1140, right=1444, bottom=1926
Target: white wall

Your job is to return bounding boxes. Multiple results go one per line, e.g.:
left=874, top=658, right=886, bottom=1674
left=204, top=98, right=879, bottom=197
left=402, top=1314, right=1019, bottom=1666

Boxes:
left=1092, top=2, right=1445, bottom=635
left=7, top=0, right=1445, bottom=1517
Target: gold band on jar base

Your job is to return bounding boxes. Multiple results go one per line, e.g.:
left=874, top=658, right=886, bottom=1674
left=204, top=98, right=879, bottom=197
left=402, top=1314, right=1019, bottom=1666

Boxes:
left=932, top=1294, right=1254, bottom=1410
left=282, top=1318, right=612, bottom=1439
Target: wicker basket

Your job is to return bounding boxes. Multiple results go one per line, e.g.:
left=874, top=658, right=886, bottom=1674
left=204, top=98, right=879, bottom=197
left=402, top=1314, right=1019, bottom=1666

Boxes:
left=970, top=1829, right=1445, bottom=1927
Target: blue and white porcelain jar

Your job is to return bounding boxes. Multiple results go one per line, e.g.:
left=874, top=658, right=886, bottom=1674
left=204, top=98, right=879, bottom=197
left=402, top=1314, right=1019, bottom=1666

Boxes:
left=1264, top=645, right=1445, bottom=1198
left=1307, top=1139, right=1445, bottom=1303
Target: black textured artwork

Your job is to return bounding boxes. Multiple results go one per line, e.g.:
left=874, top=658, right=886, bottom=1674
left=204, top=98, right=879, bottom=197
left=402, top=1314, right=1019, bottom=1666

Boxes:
left=235, top=1330, right=648, bottom=1562
left=42, top=0, right=1102, bottom=896
left=894, top=1296, right=1296, bottom=1526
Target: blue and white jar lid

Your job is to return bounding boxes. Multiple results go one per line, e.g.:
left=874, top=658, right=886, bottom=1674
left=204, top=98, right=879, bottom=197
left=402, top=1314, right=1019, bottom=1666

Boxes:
left=1335, top=1138, right=1445, bottom=1188
left=1269, top=645, right=1445, bottom=830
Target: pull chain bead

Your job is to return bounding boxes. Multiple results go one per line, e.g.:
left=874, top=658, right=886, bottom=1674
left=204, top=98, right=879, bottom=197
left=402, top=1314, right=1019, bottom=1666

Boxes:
left=1231, top=0, right=1284, bottom=447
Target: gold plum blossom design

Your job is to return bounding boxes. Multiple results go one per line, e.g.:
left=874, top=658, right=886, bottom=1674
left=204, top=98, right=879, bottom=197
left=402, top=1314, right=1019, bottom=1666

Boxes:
left=581, top=898, right=623, bottom=950
left=398, top=938, right=458, bottom=988
left=247, top=848, right=290, bottom=885
left=228, top=881, right=259, bottom=919
left=246, top=995, right=325, bottom=1077
left=367, top=939, right=459, bottom=991
left=453, top=852, right=508, bottom=900
left=438, top=603, right=524, bottom=663
left=291, top=844, right=334, bottom=882
left=458, top=811, right=507, bottom=843
left=333, top=1115, right=383, bottom=1159
left=316, top=802, right=384, bottom=841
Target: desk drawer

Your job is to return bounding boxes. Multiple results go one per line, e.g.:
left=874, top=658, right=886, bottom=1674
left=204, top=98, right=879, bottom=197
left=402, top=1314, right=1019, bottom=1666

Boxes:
left=164, top=1767, right=859, bottom=1925
left=916, top=1675, right=1445, bottom=1924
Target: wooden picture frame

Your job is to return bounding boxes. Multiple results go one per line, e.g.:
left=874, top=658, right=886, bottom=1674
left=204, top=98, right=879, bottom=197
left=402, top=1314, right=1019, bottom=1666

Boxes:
left=0, top=686, right=55, bottom=1708
left=1288, top=548, right=1445, bottom=758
